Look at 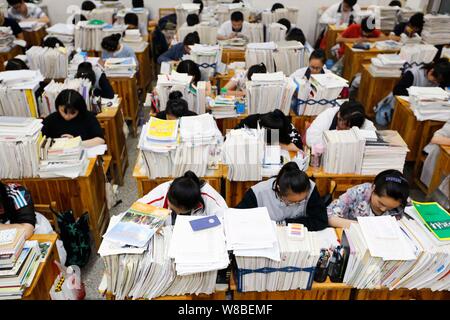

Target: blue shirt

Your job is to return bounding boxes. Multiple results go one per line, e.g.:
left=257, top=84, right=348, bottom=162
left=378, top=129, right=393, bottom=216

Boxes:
left=157, top=42, right=185, bottom=64
left=101, top=44, right=137, bottom=61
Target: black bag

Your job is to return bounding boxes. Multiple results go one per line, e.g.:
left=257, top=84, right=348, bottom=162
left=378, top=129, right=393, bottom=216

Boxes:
left=55, top=210, right=91, bottom=268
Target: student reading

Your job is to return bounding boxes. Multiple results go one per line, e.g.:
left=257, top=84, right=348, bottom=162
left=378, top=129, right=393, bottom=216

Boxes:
left=7, top=0, right=50, bottom=24
left=157, top=32, right=200, bottom=64
left=223, top=63, right=267, bottom=96
left=235, top=109, right=303, bottom=152
left=0, top=12, right=23, bottom=40
left=176, top=59, right=202, bottom=85
left=327, top=169, right=410, bottom=228
left=138, top=171, right=227, bottom=226
left=0, top=182, right=36, bottom=239
left=290, top=49, right=329, bottom=80
left=156, top=91, right=197, bottom=120
left=101, top=33, right=137, bottom=61
left=217, top=11, right=250, bottom=40
left=236, top=162, right=328, bottom=231
left=42, top=89, right=105, bottom=147
left=75, top=62, right=115, bottom=99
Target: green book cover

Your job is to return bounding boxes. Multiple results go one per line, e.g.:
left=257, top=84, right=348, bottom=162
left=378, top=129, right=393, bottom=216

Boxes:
left=412, top=201, right=450, bottom=241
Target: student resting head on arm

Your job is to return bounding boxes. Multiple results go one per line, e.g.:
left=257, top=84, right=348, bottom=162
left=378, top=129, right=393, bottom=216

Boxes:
left=138, top=171, right=228, bottom=226
left=285, top=27, right=306, bottom=45
left=306, top=100, right=375, bottom=147
left=75, top=62, right=115, bottom=99
left=291, top=49, right=328, bottom=80
left=217, top=11, right=250, bottom=41
left=327, top=169, right=410, bottom=228
left=393, top=58, right=450, bottom=96
left=101, top=33, right=137, bottom=61
left=236, top=162, right=328, bottom=231
left=223, top=63, right=267, bottom=96
left=156, top=93, right=197, bottom=120
left=157, top=31, right=200, bottom=64
left=42, top=89, right=106, bottom=148
left=186, top=13, right=200, bottom=27
left=0, top=182, right=36, bottom=239
left=176, top=59, right=202, bottom=85
left=5, top=58, right=28, bottom=71
left=41, top=36, right=64, bottom=48
left=393, top=12, right=424, bottom=38
left=7, top=0, right=50, bottom=24
left=0, top=11, right=24, bottom=40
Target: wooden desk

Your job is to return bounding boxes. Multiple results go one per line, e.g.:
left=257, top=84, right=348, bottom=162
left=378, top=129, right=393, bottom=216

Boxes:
left=221, top=48, right=246, bottom=64
left=0, top=45, right=23, bottom=72
left=23, top=27, right=47, bottom=48
left=133, top=160, right=224, bottom=198
left=357, top=64, right=400, bottom=119
left=354, top=288, right=450, bottom=300
left=135, top=45, right=152, bottom=92
left=343, top=43, right=399, bottom=81
left=325, top=24, right=345, bottom=60
left=428, top=146, right=450, bottom=198
left=105, top=287, right=227, bottom=300
left=22, top=234, right=60, bottom=300
left=108, top=77, right=140, bottom=137
left=97, top=104, right=129, bottom=186
left=4, top=158, right=109, bottom=250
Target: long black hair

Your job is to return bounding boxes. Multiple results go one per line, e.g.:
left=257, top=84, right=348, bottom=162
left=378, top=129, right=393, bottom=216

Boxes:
left=55, top=89, right=88, bottom=116
left=272, top=162, right=311, bottom=198
left=167, top=171, right=206, bottom=213
left=259, top=109, right=291, bottom=145
left=75, top=62, right=97, bottom=85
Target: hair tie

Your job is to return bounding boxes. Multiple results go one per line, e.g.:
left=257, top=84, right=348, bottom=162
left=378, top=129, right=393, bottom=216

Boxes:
left=385, top=176, right=403, bottom=184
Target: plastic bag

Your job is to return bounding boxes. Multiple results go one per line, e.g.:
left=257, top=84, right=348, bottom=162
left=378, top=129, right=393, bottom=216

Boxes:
left=50, top=262, right=86, bottom=300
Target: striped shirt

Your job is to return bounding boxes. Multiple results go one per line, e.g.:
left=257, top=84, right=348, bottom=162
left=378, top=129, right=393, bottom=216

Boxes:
left=0, top=183, right=36, bottom=226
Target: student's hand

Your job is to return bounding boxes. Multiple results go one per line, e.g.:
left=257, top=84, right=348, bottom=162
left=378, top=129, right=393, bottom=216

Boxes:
left=228, top=33, right=238, bottom=39
left=61, top=134, right=74, bottom=139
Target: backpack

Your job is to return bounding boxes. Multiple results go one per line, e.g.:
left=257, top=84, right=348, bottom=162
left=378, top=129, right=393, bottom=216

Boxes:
left=151, top=27, right=169, bottom=63
left=55, top=210, right=91, bottom=268
left=374, top=93, right=395, bottom=127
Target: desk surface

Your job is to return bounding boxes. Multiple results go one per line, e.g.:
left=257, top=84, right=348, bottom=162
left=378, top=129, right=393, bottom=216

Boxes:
left=344, top=43, right=399, bottom=53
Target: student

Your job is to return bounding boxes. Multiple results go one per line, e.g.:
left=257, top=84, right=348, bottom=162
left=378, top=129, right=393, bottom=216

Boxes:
left=156, top=92, right=197, bottom=120
left=271, top=3, right=284, bottom=12
left=235, top=109, right=303, bottom=152
left=42, top=89, right=105, bottom=147
left=223, top=63, right=267, bottom=96
left=176, top=59, right=202, bottom=85
left=392, top=12, right=424, bottom=39
left=277, top=18, right=291, bottom=33
left=138, top=170, right=227, bottom=226
left=236, top=162, right=328, bottom=231
left=81, top=1, right=96, bottom=11
left=157, top=32, right=200, bottom=64
left=42, top=36, right=64, bottom=48
left=290, top=49, right=329, bottom=80
left=186, top=13, right=200, bottom=27
left=389, top=0, right=401, bottom=7
left=285, top=27, right=306, bottom=45
left=393, top=59, right=450, bottom=96
left=327, top=169, right=410, bottom=228
left=72, top=14, right=87, bottom=25
left=7, top=0, right=50, bottom=24
left=0, top=182, right=36, bottom=239
left=124, top=12, right=139, bottom=30
left=101, top=33, right=137, bottom=61
left=5, top=58, right=28, bottom=70
left=217, top=11, right=251, bottom=41
left=319, top=0, right=361, bottom=25
left=0, top=12, right=23, bottom=39
left=75, top=62, right=115, bottom=99
left=306, top=101, right=376, bottom=147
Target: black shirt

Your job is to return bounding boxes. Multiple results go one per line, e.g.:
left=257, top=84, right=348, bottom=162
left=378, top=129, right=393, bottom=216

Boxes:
left=393, top=71, right=414, bottom=96
left=42, top=111, right=104, bottom=141
left=0, top=184, right=36, bottom=226
left=93, top=73, right=115, bottom=99
left=2, top=17, right=22, bottom=37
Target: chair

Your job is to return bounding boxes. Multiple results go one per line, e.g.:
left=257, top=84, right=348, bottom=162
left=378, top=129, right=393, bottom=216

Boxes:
left=322, top=180, right=336, bottom=207
left=34, top=201, right=59, bottom=233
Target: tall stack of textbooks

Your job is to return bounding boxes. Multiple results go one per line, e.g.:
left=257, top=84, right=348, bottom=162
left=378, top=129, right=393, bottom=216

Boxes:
left=175, top=3, right=201, bottom=26
left=104, top=58, right=137, bottom=77
left=138, top=117, right=179, bottom=178
left=399, top=44, right=439, bottom=64
left=246, top=72, right=296, bottom=115
left=155, top=71, right=195, bottom=113
left=25, top=46, right=71, bottom=79
left=45, top=23, right=75, bottom=47
left=223, top=128, right=265, bottom=181
left=369, top=54, right=406, bottom=77
left=74, top=21, right=127, bottom=51
left=0, top=27, right=14, bottom=52
left=177, top=25, right=218, bottom=45
left=215, top=3, right=250, bottom=25
left=0, top=70, right=43, bottom=117
left=408, top=86, right=450, bottom=122
left=261, top=7, right=298, bottom=25
left=272, top=41, right=306, bottom=77
left=0, top=117, right=42, bottom=179
left=398, top=8, right=420, bottom=23
left=422, top=14, right=450, bottom=45
left=122, top=29, right=147, bottom=52
left=267, top=22, right=287, bottom=42
left=38, top=136, right=89, bottom=178
left=245, top=42, right=276, bottom=73
left=0, top=230, right=41, bottom=300
left=369, top=5, right=399, bottom=30
left=209, top=95, right=237, bottom=118
left=186, top=44, right=222, bottom=81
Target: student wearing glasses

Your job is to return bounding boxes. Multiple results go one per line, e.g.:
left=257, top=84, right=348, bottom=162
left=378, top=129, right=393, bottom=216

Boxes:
left=138, top=171, right=227, bottom=226
left=236, top=162, right=328, bottom=231
left=306, top=101, right=375, bottom=147
left=290, top=49, right=329, bottom=80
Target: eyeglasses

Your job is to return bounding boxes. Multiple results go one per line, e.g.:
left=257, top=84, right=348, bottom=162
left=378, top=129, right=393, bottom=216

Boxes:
left=280, top=196, right=303, bottom=206
left=310, top=66, right=323, bottom=71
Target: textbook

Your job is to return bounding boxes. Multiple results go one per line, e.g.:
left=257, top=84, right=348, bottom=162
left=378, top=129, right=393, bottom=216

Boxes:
left=102, top=202, right=170, bottom=247
left=146, top=117, right=179, bottom=142
left=26, top=46, right=71, bottom=79
left=412, top=201, right=450, bottom=241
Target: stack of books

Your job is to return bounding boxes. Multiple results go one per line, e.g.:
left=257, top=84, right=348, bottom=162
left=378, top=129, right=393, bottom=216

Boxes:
left=398, top=8, right=420, bottom=23
left=0, top=117, right=42, bottom=179
left=186, top=44, right=222, bottom=81
left=45, top=23, right=75, bottom=47
left=122, top=29, right=147, bottom=53
left=177, top=24, right=218, bottom=45
left=39, top=136, right=89, bottom=178
left=272, top=41, right=306, bottom=77
left=369, top=5, right=399, bottom=30
left=374, top=40, right=402, bottom=51
left=408, top=86, right=450, bottom=122
left=104, top=57, right=137, bottom=77
left=261, top=7, right=299, bottom=26
left=18, top=21, right=45, bottom=32
left=209, top=95, right=237, bottom=119
left=195, top=81, right=208, bottom=115
left=223, top=128, right=265, bottom=181
left=422, top=14, right=450, bottom=45
left=245, top=42, right=277, bottom=72
left=267, top=22, right=287, bottom=42
left=25, top=46, right=71, bottom=79
left=215, top=3, right=250, bottom=25
left=175, top=3, right=201, bottom=26
left=155, top=71, right=195, bottom=113
left=0, top=230, right=41, bottom=300
left=246, top=71, right=297, bottom=115
left=0, top=27, right=14, bottom=52
left=399, top=44, right=438, bottom=64
left=369, top=54, right=406, bottom=77
left=138, top=117, right=179, bottom=178
left=84, top=7, right=117, bottom=25
left=74, top=21, right=127, bottom=51
left=400, top=33, right=422, bottom=44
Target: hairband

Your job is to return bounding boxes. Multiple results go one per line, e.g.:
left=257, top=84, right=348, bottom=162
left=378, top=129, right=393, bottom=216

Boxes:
left=385, top=176, right=406, bottom=184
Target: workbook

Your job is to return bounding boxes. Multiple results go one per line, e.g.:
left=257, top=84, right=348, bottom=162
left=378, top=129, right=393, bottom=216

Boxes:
left=412, top=201, right=450, bottom=241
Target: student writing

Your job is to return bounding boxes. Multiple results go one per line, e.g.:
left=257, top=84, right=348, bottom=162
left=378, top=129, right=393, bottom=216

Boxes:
left=7, top=0, right=50, bottom=24
left=217, top=11, right=251, bottom=41
left=223, top=63, right=267, bottom=97
left=157, top=32, right=200, bottom=64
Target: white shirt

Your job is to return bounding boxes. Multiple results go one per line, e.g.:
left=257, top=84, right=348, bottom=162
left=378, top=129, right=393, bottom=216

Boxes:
left=217, top=20, right=251, bottom=39
left=7, top=3, right=47, bottom=21
left=137, top=181, right=228, bottom=226
left=306, top=107, right=376, bottom=147
left=319, top=2, right=361, bottom=25
left=290, top=66, right=330, bottom=79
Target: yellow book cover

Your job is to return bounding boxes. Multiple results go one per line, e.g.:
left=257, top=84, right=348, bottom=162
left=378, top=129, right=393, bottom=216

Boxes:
left=25, top=89, right=38, bottom=118
left=147, top=117, right=178, bottom=140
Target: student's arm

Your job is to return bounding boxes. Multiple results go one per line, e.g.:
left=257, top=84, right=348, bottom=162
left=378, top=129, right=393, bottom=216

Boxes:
left=233, top=114, right=259, bottom=129
left=431, top=135, right=450, bottom=146
left=16, top=32, right=24, bottom=40
left=1, top=186, right=36, bottom=239
left=287, top=187, right=328, bottom=231
left=236, top=189, right=258, bottom=209
left=327, top=215, right=355, bottom=229
left=37, top=15, right=50, bottom=24
left=393, top=71, right=414, bottom=96
left=336, top=34, right=362, bottom=43
left=156, top=45, right=181, bottom=64
left=326, top=187, right=358, bottom=228
left=34, top=7, right=50, bottom=24
left=83, top=114, right=106, bottom=147
left=82, top=137, right=105, bottom=148
left=98, top=73, right=115, bottom=99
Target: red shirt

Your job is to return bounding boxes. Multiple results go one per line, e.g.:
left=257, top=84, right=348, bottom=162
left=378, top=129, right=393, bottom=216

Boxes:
left=338, top=24, right=382, bottom=56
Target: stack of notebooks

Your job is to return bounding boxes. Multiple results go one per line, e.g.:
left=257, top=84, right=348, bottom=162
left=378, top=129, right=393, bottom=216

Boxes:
left=273, top=41, right=306, bottom=77
left=295, top=73, right=348, bottom=116
left=25, top=46, right=71, bottom=79
left=374, top=40, right=402, bottom=51
left=18, top=21, right=45, bottom=32
left=0, top=27, right=15, bottom=52
left=209, top=95, right=237, bottom=119
left=223, top=128, right=265, bottom=181
left=41, top=78, right=92, bottom=117
left=0, top=117, right=42, bottom=179
left=246, top=23, right=264, bottom=43
left=155, top=71, right=195, bottom=113
left=177, top=25, right=218, bottom=45
left=245, top=42, right=276, bottom=72
left=369, top=54, right=406, bottom=77
left=267, top=23, right=287, bottom=42
left=186, top=44, right=222, bottom=81
left=74, top=21, right=127, bottom=51
left=408, top=86, right=450, bottom=122
left=122, top=29, right=147, bottom=53
left=104, top=57, right=137, bottom=77
left=173, top=114, right=223, bottom=177
left=195, top=81, right=208, bottom=115
left=422, top=14, right=450, bottom=45
left=369, top=5, right=399, bottom=30
left=246, top=71, right=296, bottom=115
left=0, top=70, right=43, bottom=117
left=45, top=23, right=75, bottom=47
left=215, top=3, right=250, bottom=25
left=399, top=44, right=438, bottom=64
left=0, top=230, right=41, bottom=300
left=400, top=33, right=422, bottom=44
left=261, top=8, right=299, bottom=26
left=39, top=136, right=89, bottom=179
left=175, top=3, right=201, bottom=26
left=116, top=7, right=150, bottom=36
left=67, top=54, right=101, bottom=78
left=138, top=117, right=179, bottom=178
left=398, top=8, right=420, bottom=23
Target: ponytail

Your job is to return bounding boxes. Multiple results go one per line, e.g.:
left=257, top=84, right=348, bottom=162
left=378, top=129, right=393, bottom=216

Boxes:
left=272, top=162, right=311, bottom=198
left=167, top=171, right=205, bottom=213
